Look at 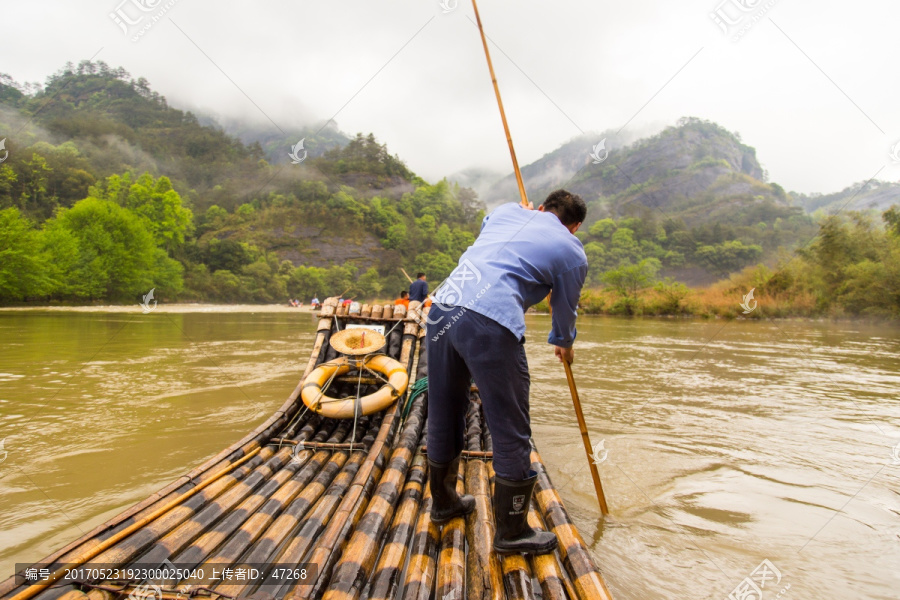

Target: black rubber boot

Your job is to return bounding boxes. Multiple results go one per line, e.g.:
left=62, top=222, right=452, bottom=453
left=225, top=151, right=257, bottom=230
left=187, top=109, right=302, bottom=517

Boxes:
left=428, top=456, right=475, bottom=524
left=493, top=471, right=558, bottom=554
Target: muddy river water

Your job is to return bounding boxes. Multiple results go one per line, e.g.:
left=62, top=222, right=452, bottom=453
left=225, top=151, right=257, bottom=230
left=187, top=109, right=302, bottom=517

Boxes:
left=0, top=308, right=898, bottom=599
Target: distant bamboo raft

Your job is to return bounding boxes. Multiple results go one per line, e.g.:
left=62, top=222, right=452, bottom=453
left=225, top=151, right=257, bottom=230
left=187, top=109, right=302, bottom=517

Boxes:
left=1, top=297, right=613, bottom=600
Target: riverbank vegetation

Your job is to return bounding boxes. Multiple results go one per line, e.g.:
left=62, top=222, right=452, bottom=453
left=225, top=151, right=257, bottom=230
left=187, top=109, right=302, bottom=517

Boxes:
left=555, top=209, right=900, bottom=318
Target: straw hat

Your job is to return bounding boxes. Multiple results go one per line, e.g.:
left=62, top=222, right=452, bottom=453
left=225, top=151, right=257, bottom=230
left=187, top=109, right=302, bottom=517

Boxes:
left=329, top=328, right=386, bottom=356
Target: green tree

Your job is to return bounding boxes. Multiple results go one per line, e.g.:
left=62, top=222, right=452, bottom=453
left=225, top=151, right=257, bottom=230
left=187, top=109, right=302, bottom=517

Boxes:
left=49, top=197, right=181, bottom=300
left=123, top=174, right=194, bottom=252
left=601, top=258, right=661, bottom=314
left=695, top=240, right=763, bottom=274
left=357, top=267, right=384, bottom=299
left=588, top=218, right=616, bottom=239
left=0, top=208, right=53, bottom=301
left=413, top=251, right=457, bottom=283
left=288, top=265, right=326, bottom=300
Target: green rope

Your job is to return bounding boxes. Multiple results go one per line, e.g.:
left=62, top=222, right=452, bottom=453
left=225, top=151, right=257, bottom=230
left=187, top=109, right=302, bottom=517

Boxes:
left=403, top=377, right=428, bottom=420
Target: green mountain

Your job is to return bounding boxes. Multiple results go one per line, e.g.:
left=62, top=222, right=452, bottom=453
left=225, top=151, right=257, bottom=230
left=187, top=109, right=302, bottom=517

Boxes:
left=485, top=118, right=788, bottom=222
left=0, top=61, right=483, bottom=304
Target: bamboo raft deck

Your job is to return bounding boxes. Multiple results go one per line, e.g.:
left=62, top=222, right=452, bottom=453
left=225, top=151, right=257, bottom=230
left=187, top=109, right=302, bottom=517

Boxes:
left=1, top=298, right=613, bottom=600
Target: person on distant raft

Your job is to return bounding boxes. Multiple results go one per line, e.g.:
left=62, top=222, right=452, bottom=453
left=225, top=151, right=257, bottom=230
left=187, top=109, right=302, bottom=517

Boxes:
left=408, top=272, right=428, bottom=303
left=394, top=290, right=410, bottom=309
left=426, top=189, right=587, bottom=555
left=311, top=296, right=320, bottom=309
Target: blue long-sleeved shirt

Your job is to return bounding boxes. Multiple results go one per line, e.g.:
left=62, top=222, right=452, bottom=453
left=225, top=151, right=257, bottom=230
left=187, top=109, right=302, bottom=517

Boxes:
left=433, top=203, right=587, bottom=347
left=409, top=278, right=429, bottom=302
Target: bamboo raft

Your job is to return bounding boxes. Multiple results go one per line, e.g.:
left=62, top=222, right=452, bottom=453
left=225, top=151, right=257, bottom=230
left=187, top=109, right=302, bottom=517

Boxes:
left=1, top=298, right=613, bottom=600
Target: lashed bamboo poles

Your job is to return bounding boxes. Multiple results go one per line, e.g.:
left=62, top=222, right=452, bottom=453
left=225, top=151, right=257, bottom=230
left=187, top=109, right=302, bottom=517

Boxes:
left=526, top=510, right=570, bottom=600
left=286, top=408, right=400, bottom=598
left=434, top=477, right=467, bottom=600
left=364, top=450, right=427, bottom=600
left=211, top=421, right=379, bottom=598
left=6, top=300, right=323, bottom=597
left=464, top=402, right=503, bottom=600
left=237, top=423, right=382, bottom=586
left=322, top=395, right=427, bottom=599
left=6, top=446, right=264, bottom=600
left=109, top=444, right=298, bottom=574
left=215, top=447, right=369, bottom=598
left=530, top=449, right=614, bottom=600
left=284, top=330, right=416, bottom=598
left=161, top=420, right=348, bottom=587
left=3, top=396, right=310, bottom=599
left=144, top=425, right=335, bottom=580
left=398, top=487, right=439, bottom=600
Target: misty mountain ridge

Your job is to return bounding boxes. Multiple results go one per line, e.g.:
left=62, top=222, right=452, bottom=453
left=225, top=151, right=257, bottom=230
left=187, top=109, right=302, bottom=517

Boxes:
left=481, top=117, right=900, bottom=227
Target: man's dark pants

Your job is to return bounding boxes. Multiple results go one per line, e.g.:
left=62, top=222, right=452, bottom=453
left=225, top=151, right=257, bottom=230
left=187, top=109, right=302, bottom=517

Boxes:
left=426, top=304, right=532, bottom=481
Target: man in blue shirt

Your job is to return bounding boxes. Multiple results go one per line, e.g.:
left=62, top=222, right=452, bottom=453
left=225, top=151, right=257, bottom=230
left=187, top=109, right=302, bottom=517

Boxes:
left=425, top=189, right=587, bottom=555
left=408, top=272, right=429, bottom=303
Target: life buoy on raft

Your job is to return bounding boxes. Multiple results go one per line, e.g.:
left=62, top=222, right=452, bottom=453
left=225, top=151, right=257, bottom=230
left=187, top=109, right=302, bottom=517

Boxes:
left=300, top=354, right=409, bottom=419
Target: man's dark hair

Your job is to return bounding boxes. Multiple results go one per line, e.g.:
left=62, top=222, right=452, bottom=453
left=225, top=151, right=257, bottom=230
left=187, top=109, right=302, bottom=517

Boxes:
left=541, top=189, right=586, bottom=226
left=416, top=272, right=426, bottom=279
left=400, top=290, right=409, bottom=298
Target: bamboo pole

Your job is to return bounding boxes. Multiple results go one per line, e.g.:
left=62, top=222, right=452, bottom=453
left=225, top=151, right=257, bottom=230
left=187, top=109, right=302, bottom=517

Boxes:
left=366, top=451, right=427, bottom=600
left=471, top=0, right=528, bottom=206
left=434, top=477, right=467, bottom=600
left=399, top=490, right=439, bottom=600
left=471, top=0, right=610, bottom=518
left=464, top=404, right=503, bottom=600
left=6, top=448, right=263, bottom=600
left=322, top=396, right=427, bottom=600
left=530, top=449, right=614, bottom=600
left=526, top=510, right=570, bottom=600
left=563, top=361, right=609, bottom=516
left=400, top=268, right=414, bottom=284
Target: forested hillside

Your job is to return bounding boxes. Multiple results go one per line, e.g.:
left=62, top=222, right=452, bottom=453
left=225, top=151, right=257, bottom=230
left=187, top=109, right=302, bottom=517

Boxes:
left=0, top=61, right=483, bottom=304
left=1, top=61, right=898, bottom=316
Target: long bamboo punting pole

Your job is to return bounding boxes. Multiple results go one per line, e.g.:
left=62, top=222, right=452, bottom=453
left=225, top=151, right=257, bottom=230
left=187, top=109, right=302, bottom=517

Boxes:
left=564, top=361, right=610, bottom=516
left=471, top=0, right=528, bottom=206
left=471, top=0, right=609, bottom=518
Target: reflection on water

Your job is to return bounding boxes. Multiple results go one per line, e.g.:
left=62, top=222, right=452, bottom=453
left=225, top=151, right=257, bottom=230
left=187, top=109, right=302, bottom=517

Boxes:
left=1, top=311, right=899, bottom=599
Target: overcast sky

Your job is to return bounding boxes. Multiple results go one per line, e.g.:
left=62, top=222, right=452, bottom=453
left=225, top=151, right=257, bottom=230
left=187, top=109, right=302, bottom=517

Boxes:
left=2, top=0, right=899, bottom=194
